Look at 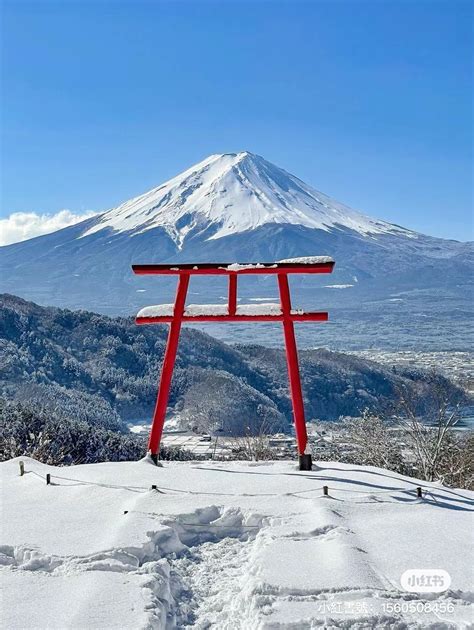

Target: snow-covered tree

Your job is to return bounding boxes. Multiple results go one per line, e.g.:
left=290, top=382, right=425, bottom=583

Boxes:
left=0, top=398, right=194, bottom=465
left=393, top=372, right=464, bottom=482
left=344, top=409, right=403, bottom=470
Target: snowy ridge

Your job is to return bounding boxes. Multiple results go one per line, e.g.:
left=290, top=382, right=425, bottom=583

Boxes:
left=2, top=457, right=472, bottom=629
left=81, top=152, right=416, bottom=246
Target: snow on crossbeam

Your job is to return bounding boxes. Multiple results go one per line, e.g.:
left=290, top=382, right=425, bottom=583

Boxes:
left=278, top=256, right=334, bottom=264
left=136, top=302, right=328, bottom=323
left=132, top=257, right=335, bottom=275
left=137, top=303, right=283, bottom=317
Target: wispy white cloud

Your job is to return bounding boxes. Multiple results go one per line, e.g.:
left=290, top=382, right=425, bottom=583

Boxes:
left=0, top=210, right=98, bottom=246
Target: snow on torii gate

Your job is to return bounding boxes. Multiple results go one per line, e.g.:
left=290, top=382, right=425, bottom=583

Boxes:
left=132, top=257, right=335, bottom=470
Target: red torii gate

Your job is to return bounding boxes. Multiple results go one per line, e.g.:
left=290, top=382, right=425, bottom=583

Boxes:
left=132, top=258, right=335, bottom=470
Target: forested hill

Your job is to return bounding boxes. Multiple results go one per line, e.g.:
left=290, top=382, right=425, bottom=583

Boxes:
left=0, top=294, right=466, bottom=434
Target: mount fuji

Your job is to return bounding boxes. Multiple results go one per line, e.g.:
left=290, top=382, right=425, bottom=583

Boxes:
left=1, top=152, right=472, bottom=349
left=80, top=151, right=416, bottom=244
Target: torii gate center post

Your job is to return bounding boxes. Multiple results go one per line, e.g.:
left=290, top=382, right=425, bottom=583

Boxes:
left=132, top=259, right=335, bottom=471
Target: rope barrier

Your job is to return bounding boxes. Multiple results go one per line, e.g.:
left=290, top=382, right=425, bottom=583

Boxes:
left=321, top=486, right=415, bottom=495
left=21, top=467, right=432, bottom=500
left=49, top=474, right=148, bottom=491
left=28, top=470, right=47, bottom=481
left=424, top=490, right=441, bottom=505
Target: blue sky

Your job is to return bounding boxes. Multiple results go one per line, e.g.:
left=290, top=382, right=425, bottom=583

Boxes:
left=1, top=0, right=472, bottom=241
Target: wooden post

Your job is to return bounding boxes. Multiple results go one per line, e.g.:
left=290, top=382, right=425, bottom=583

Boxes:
left=19, top=461, right=24, bottom=476
left=124, top=510, right=128, bottom=515
left=46, top=473, right=51, bottom=485
left=416, top=487, right=422, bottom=498
left=323, top=485, right=329, bottom=496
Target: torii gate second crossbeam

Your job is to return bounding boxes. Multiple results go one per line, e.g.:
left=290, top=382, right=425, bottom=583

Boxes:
left=132, top=257, right=335, bottom=470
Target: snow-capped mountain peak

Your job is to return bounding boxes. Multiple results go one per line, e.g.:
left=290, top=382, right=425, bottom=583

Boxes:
left=81, top=152, right=416, bottom=246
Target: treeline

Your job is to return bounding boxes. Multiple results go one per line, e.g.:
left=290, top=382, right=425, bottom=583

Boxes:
left=0, top=398, right=194, bottom=465
left=0, top=294, right=469, bottom=436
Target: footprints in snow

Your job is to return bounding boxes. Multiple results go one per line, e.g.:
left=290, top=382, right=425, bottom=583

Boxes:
left=0, top=507, right=267, bottom=629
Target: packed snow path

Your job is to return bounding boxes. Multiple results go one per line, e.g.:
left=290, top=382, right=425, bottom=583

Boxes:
left=1, top=458, right=473, bottom=629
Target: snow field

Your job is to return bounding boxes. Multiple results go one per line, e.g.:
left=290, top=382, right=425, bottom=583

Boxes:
left=1, top=457, right=473, bottom=629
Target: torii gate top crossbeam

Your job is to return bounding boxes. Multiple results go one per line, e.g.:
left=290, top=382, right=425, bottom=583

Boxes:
left=133, top=258, right=335, bottom=324
left=132, top=258, right=334, bottom=275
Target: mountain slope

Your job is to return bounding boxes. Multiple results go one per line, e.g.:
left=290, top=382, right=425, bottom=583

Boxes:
left=2, top=294, right=465, bottom=431
left=0, top=152, right=471, bottom=349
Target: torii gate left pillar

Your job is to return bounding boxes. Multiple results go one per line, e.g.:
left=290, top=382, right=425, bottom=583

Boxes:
left=132, top=259, right=335, bottom=470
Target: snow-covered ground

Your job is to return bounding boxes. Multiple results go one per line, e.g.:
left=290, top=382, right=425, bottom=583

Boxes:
left=1, top=457, right=473, bottom=629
